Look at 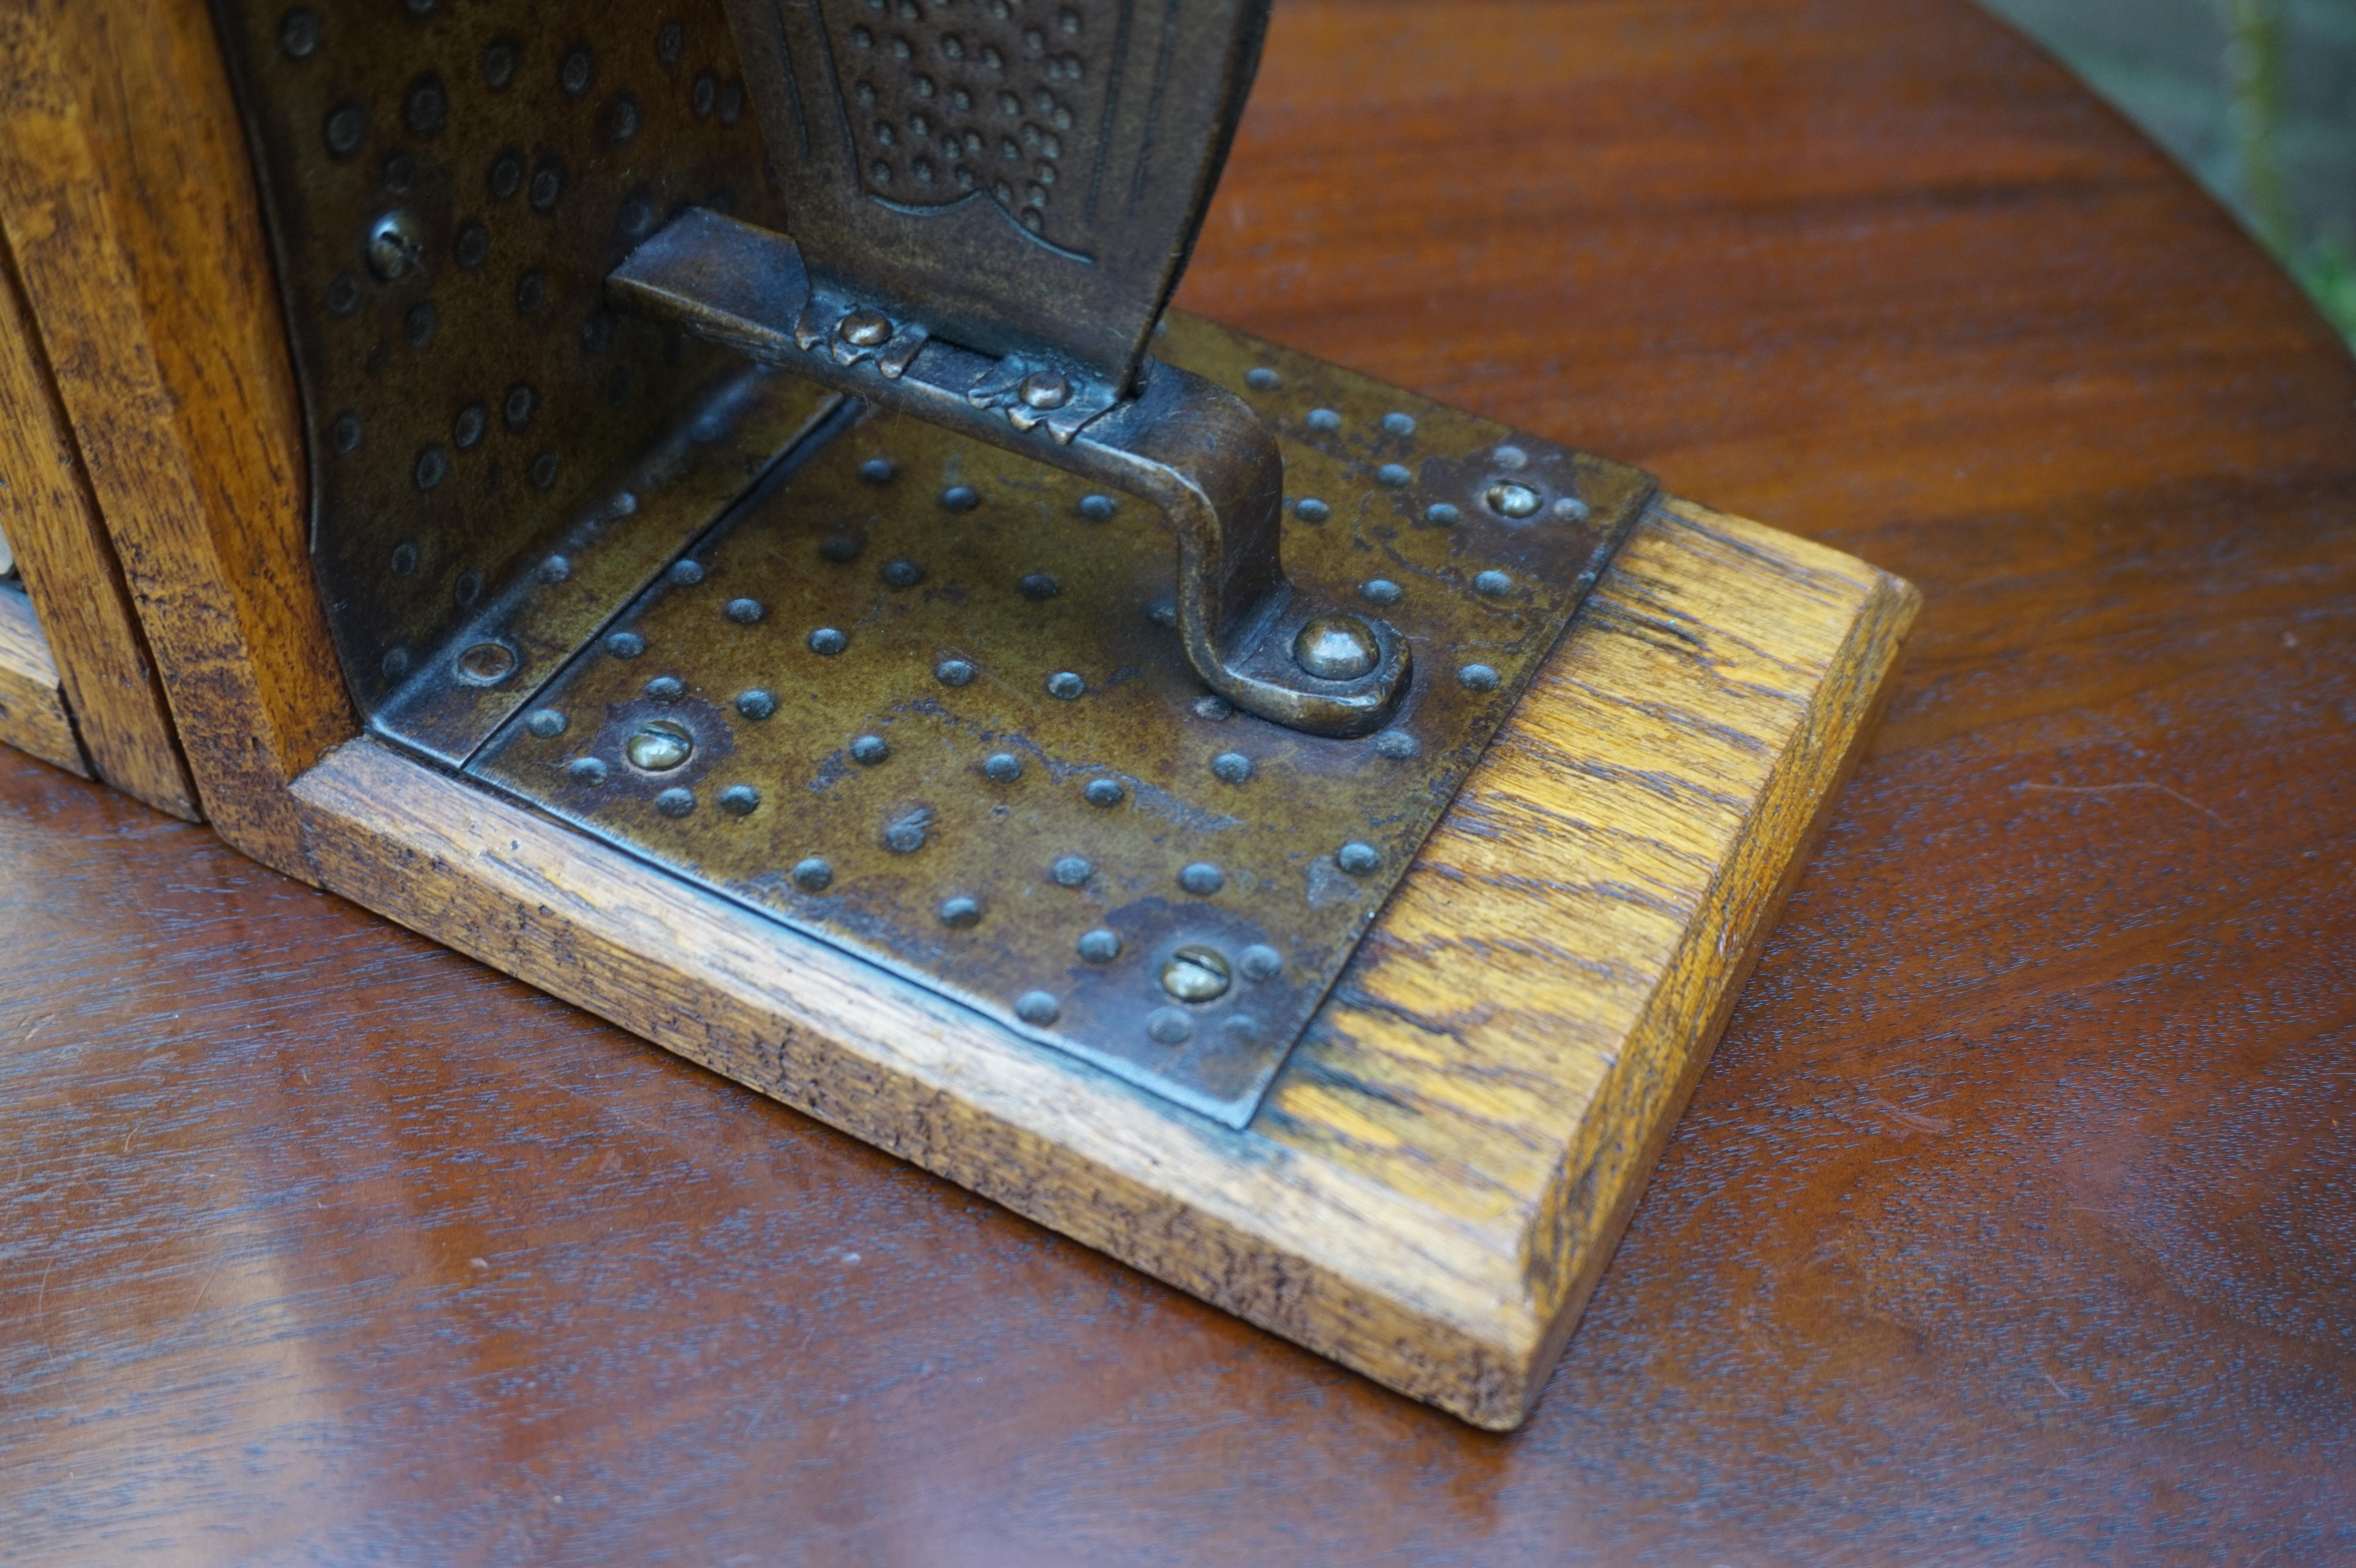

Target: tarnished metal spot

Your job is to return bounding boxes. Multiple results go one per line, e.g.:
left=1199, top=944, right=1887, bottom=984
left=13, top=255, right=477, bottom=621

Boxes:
left=467, top=318, right=1647, bottom=1125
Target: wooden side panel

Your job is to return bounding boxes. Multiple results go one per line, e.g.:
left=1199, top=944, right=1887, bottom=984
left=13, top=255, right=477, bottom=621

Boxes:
left=0, top=0, right=352, bottom=873
left=286, top=500, right=1914, bottom=1429
left=0, top=230, right=197, bottom=817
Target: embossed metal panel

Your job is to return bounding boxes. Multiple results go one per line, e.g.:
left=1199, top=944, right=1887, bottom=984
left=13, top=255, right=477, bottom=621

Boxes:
left=723, top=0, right=1270, bottom=389
left=210, top=0, right=787, bottom=733
left=467, top=317, right=1649, bottom=1125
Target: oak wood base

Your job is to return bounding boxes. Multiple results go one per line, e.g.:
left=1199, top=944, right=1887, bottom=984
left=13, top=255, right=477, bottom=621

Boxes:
left=281, top=494, right=1915, bottom=1429
left=0, top=587, right=86, bottom=778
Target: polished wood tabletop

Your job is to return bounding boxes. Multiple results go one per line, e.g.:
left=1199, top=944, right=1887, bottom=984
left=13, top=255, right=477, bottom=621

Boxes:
left=6, top=0, right=2353, bottom=1562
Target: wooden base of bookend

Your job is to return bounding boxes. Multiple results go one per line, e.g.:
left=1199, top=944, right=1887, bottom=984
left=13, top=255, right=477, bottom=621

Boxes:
left=0, top=587, right=86, bottom=778
left=281, top=494, right=1916, bottom=1430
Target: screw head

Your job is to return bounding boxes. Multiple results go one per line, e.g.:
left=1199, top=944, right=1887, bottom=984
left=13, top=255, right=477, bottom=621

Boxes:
left=1077, top=928, right=1122, bottom=963
left=626, top=720, right=694, bottom=772
left=1162, top=945, right=1232, bottom=1002
left=456, top=642, right=516, bottom=685
left=791, top=857, right=834, bottom=892
left=1485, top=481, right=1542, bottom=519
left=839, top=308, right=892, bottom=347
left=364, top=210, right=423, bottom=280
left=1017, top=370, right=1070, bottom=409
left=1015, top=990, right=1061, bottom=1025
left=1293, top=614, right=1380, bottom=681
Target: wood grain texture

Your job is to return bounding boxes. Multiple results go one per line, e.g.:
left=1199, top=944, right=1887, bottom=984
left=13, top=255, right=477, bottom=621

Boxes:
left=283, top=496, right=1911, bottom=1428
left=0, top=0, right=350, bottom=869
left=0, top=585, right=82, bottom=777
left=5, top=0, right=2354, bottom=1559
left=0, top=229, right=195, bottom=817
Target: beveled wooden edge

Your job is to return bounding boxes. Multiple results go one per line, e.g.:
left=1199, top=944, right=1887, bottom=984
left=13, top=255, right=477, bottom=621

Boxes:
left=0, top=228, right=196, bottom=818
left=282, top=499, right=1916, bottom=1429
left=0, top=585, right=86, bottom=778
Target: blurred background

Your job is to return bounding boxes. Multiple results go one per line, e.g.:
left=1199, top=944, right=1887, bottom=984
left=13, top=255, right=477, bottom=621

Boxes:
left=1984, top=0, right=2356, bottom=346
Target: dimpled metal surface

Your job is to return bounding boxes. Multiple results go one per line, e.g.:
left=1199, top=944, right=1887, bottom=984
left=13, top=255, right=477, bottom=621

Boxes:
left=468, top=315, right=1648, bottom=1124
left=211, top=0, right=792, bottom=730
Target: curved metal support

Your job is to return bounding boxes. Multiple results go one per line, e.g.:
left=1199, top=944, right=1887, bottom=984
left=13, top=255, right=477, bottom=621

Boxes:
left=608, top=209, right=1410, bottom=738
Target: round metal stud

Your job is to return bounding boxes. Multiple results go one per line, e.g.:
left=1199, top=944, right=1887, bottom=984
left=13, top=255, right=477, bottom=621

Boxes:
left=1239, top=944, right=1283, bottom=982
left=1083, top=778, right=1125, bottom=807
left=1178, top=863, right=1224, bottom=896
left=1493, top=445, right=1529, bottom=469
left=413, top=446, right=450, bottom=490
left=1485, top=481, right=1542, bottom=519
left=560, top=45, right=594, bottom=98
left=1382, top=412, right=1417, bottom=437
left=808, top=628, right=848, bottom=655
left=538, top=555, right=571, bottom=585
left=404, top=303, right=437, bottom=349
left=324, top=102, right=367, bottom=159
left=735, top=689, right=776, bottom=720
left=1458, top=663, right=1501, bottom=692
left=884, top=811, right=929, bottom=854
left=644, top=675, right=684, bottom=702
left=718, top=784, right=760, bottom=816
left=1015, top=991, right=1061, bottom=1025
left=791, top=857, right=834, bottom=892
left=453, top=403, right=487, bottom=449
left=606, top=631, right=645, bottom=659
left=1336, top=841, right=1380, bottom=875
left=627, top=721, right=693, bottom=772
left=655, top=788, right=695, bottom=818
left=859, top=457, right=896, bottom=483
left=941, top=484, right=980, bottom=512
left=567, top=756, right=607, bottom=785
left=450, top=640, right=511, bottom=683
left=1018, top=370, right=1070, bottom=410
left=526, top=708, right=567, bottom=739
left=1295, top=497, right=1330, bottom=523
left=1045, top=671, right=1084, bottom=700
left=984, top=752, right=1021, bottom=782
left=1078, top=494, right=1115, bottom=521
left=281, top=9, right=320, bottom=59
left=1377, top=464, right=1412, bottom=488
left=1018, top=572, right=1060, bottom=601
left=820, top=534, right=863, bottom=564
left=333, top=412, right=363, bottom=455
left=515, top=269, right=547, bottom=313
left=1425, top=503, right=1460, bottom=527
left=725, top=597, right=764, bottom=624
left=850, top=734, right=890, bottom=765
left=529, top=453, right=560, bottom=489
left=406, top=76, right=448, bottom=136
left=839, top=309, right=892, bottom=347
left=1146, top=1008, right=1193, bottom=1045
left=935, top=658, right=975, bottom=686
left=1147, top=599, right=1177, bottom=629
left=668, top=560, right=705, bottom=586
left=1077, top=928, right=1121, bottom=963
left=939, top=895, right=982, bottom=929
left=1211, top=752, right=1252, bottom=784
left=453, top=571, right=482, bottom=610
left=1361, top=579, right=1403, bottom=607
left=389, top=540, right=418, bottom=577
left=657, top=22, right=684, bottom=66
left=365, top=210, right=423, bottom=280
left=1473, top=569, right=1513, bottom=597
left=1373, top=730, right=1418, bottom=759
left=504, top=383, right=538, bottom=429
left=1051, top=855, right=1092, bottom=887
left=1553, top=496, right=1591, bottom=522
left=881, top=557, right=924, bottom=587
left=1244, top=367, right=1280, bottom=391
left=455, top=223, right=489, bottom=269
left=1293, top=615, right=1380, bottom=681
left=1306, top=408, right=1341, bottom=433
left=1193, top=695, right=1234, bottom=721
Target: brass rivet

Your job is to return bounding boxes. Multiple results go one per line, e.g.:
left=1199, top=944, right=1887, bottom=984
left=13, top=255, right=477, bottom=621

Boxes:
left=1459, top=663, right=1501, bottom=692
left=1077, top=928, right=1121, bottom=963
left=1292, top=615, right=1379, bottom=681
left=719, top=785, right=760, bottom=816
left=1161, top=945, right=1231, bottom=1002
left=655, top=787, right=694, bottom=818
left=1485, top=481, right=1542, bottom=519
left=850, top=734, right=889, bottom=765
left=791, top=857, right=833, bottom=892
left=1374, top=730, right=1417, bottom=759
left=567, top=756, right=606, bottom=785
left=1083, top=778, right=1124, bottom=807
left=1015, top=991, right=1060, bottom=1025
left=1474, top=570, right=1513, bottom=597
left=1382, top=412, right=1417, bottom=437
left=839, top=309, right=892, bottom=347
left=939, top=895, right=982, bottom=928
left=1179, top=863, right=1224, bottom=896
left=1045, top=671, right=1084, bottom=699
left=1336, top=841, right=1380, bottom=875
left=1493, top=445, right=1529, bottom=469
left=984, top=752, right=1021, bottom=781
left=1377, top=464, right=1412, bottom=487
left=1239, top=945, right=1283, bottom=981
left=1146, top=1007, right=1195, bottom=1044
left=526, top=708, right=566, bottom=739
left=1211, top=752, right=1251, bottom=784
left=1018, top=370, right=1070, bottom=409
left=936, top=658, right=976, bottom=686
left=626, top=720, right=693, bottom=772
left=364, top=210, right=422, bottom=280
left=1051, top=855, right=1091, bottom=886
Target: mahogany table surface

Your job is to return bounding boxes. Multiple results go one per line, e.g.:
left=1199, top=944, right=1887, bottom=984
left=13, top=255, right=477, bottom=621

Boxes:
left=5, top=0, right=2352, bottom=1562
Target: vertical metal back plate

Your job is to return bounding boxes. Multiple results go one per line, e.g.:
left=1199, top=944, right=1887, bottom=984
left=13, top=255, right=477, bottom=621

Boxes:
left=723, top=0, right=1270, bottom=388
left=211, top=0, right=787, bottom=741
left=467, top=316, right=1650, bottom=1126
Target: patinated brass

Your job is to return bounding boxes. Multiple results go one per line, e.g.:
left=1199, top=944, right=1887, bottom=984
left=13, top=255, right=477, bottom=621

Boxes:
left=467, top=316, right=1648, bottom=1125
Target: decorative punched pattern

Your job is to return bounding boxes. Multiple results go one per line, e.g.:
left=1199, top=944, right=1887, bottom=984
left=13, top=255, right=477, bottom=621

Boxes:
left=821, top=0, right=1109, bottom=253
left=213, top=0, right=777, bottom=721
left=468, top=317, right=1647, bottom=1125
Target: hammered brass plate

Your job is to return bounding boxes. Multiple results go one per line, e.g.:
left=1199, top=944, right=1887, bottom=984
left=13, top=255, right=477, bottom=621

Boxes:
left=468, top=318, right=1647, bottom=1124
